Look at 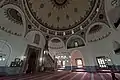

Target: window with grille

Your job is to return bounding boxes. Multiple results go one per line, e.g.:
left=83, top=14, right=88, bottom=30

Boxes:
left=96, top=56, right=107, bottom=68
left=34, top=34, right=40, bottom=45
left=75, top=58, right=83, bottom=68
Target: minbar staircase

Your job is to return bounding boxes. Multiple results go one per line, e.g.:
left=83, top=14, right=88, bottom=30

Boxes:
left=44, top=53, right=55, bottom=71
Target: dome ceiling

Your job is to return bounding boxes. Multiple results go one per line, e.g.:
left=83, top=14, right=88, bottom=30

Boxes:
left=24, top=0, right=96, bottom=31
left=0, top=0, right=114, bottom=43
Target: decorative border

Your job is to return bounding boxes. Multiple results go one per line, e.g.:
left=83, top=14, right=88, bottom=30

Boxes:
left=48, top=46, right=64, bottom=49
left=4, top=8, right=23, bottom=25
left=88, top=31, right=112, bottom=42
left=0, top=25, right=22, bottom=36
left=25, top=0, right=96, bottom=31
left=86, top=21, right=112, bottom=43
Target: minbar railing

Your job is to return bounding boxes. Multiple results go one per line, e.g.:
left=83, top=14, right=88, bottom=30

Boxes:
left=44, top=53, right=55, bottom=71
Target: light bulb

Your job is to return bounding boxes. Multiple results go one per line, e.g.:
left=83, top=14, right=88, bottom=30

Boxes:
left=39, top=58, right=43, bottom=62
left=2, top=58, right=5, bottom=61
left=0, top=58, right=2, bottom=61
left=107, top=59, right=111, bottom=62
left=69, top=56, right=71, bottom=58
left=61, top=56, right=63, bottom=58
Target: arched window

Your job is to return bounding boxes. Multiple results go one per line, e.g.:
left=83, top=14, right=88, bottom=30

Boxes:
left=34, top=34, right=40, bottom=45
left=74, top=41, right=79, bottom=47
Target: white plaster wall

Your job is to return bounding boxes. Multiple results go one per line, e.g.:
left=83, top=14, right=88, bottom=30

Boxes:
left=0, top=30, right=46, bottom=67
left=71, top=50, right=85, bottom=66
left=0, top=8, right=24, bottom=36
left=0, top=7, right=27, bottom=66
left=68, top=46, right=95, bottom=67
left=25, top=31, right=45, bottom=49
left=66, top=0, right=120, bottom=67
left=84, top=30, right=120, bottom=66
left=0, top=30, right=27, bottom=66
left=67, top=28, right=120, bottom=67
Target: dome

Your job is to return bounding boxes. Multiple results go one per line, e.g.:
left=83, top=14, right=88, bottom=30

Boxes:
left=23, top=0, right=96, bottom=31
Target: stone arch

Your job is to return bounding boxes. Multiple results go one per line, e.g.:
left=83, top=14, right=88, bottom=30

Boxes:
left=66, top=35, right=86, bottom=49
left=2, top=4, right=27, bottom=37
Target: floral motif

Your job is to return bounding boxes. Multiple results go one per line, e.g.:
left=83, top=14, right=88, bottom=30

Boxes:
left=4, top=8, right=23, bottom=25
left=50, top=0, right=70, bottom=9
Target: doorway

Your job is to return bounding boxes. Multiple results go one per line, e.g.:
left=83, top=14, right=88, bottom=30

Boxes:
left=22, top=45, right=41, bottom=74
left=75, top=58, right=83, bottom=68
left=26, top=49, right=38, bottom=73
left=71, top=50, right=85, bottom=68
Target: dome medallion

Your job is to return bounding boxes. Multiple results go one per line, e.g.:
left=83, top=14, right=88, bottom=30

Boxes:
left=51, top=0, right=69, bottom=9
left=54, top=0, right=67, bottom=5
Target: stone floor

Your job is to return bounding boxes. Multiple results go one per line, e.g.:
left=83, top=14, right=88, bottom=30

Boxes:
left=0, top=71, right=120, bottom=80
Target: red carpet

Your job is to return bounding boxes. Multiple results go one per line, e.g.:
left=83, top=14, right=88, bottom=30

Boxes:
left=94, top=73, right=102, bottom=80
left=0, top=71, right=120, bottom=80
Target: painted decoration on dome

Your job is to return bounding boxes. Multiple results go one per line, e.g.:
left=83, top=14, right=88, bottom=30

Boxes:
left=111, top=0, right=120, bottom=7
left=24, top=0, right=96, bottom=31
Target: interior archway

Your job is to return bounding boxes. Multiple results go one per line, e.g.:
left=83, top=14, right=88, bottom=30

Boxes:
left=48, top=37, right=65, bottom=59
left=71, top=50, right=85, bottom=68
